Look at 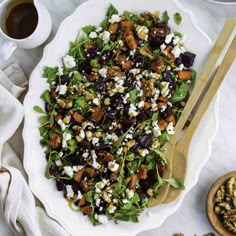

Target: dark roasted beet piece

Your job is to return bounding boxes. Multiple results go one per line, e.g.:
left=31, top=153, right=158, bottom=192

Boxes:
left=163, top=71, right=176, bottom=91
left=139, top=180, right=150, bottom=190
left=175, top=56, right=182, bottom=66
left=56, top=107, right=66, bottom=115
left=99, top=50, right=113, bottom=65
left=81, top=141, right=92, bottom=151
left=94, top=78, right=106, bottom=92
left=72, top=181, right=81, bottom=193
left=95, top=142, right=111, bottom=151
left=145, top=109, right=153, bottom=118
left=60, top=75, right=70, bottom=85
left=160, top=105, right=172, bottom=119
left=85, top=45, right=99, bottom=60
left=180, top=52, right=196, bottom=68
left=49, top=165, right=59, bottom=176
left=56, top=179, right=65, bottom=191
left=149, top=37, right=165, bottom=49
left=45, top=103, right=53, bottom=113
left=124, top=73, right=136, bottom=91
left=137, top=40, right=144, bottom=47
left=136, top=188, right=148, bottom=199
left=138, top=134, right=152, bottom=148
left=106, top=109, right=119, bottom=119
left=111, top=93, right=123, bottom=107
left=130, top=142, right=141, bottom=153
left=79, top=60, right=92, bottom=74
left=137, top=112, right=148, bottom=122
left=67, top=155, right=83, bottom=166
left=133, top=54, right=146, bottom=68
left=147, top=170, right=157, bottom=185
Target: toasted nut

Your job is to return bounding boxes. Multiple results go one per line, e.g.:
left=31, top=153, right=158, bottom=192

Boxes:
left=139, top=46, right=154, bottom=60
left=94, top=131, right=103, bottom=138
left=76, top=135, right=82, bottom=143
left=102, top=192, right=111, bottom=203
left=48, top=133, right=62, bottom=149
left=74, top=169, right=84, bottom=183
left=91, top=107, right=104, bottom=121
left=151, top=58, right=165, bottom=73
left=57, top=99, right=66, bottom=108
left=137, top=164, right=148, bottom=180
left=104, top=98, right=111, bottom=105
left=54, top=114, right=63, bottom=122
left=147, top=188, right=153, bottom=197
left=72, top=125, right=82, bottom=131
left=129, top=174, right=138, bottom=189
left=84, top=168, right=96, bottom=178
left=63, top=116, right=71, bottom=124
left=83, top=90, right=95, bottom=101
left=86, top=131, right=93, bottom=141
left=144, top=102, right=152, bottom=110
left=166, top=114, right=176, bottom=126
left=158, top=96, right=168, bottom=103
left=126, top=139, right=136, bottom=149
left=73, top=112, right=84, bottom=124
left=65, top=99, right=73, bottom=109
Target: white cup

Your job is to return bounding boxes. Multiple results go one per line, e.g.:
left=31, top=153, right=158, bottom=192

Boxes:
left=0, top=0, right=52, bottom=60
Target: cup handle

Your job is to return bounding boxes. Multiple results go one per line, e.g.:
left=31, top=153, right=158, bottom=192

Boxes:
left=0, top=40, right=17, bottom=60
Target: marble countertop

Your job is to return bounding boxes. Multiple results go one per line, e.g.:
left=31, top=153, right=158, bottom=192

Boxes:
left=1, top=0, right=236, bottom=235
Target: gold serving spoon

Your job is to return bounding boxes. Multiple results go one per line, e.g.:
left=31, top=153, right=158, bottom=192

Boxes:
left=148, top=18, right=236, bottom=207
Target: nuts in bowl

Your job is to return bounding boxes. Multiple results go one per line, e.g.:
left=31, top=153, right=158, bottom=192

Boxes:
left=206, top=171, right=236, bottom=236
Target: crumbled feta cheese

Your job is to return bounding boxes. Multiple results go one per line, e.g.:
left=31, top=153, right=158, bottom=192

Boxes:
left=161, top=82, right=170, bottom=97
left=107, top=205, right=117, bottom=214
left=95, top=214, right=109, bottom=224
left=116, top=147, right=123, bottom=156
left=150, top=72, right=161, bottom=80
left=109, top=14, right=121, bottom=23
left=172, top=46, right=182, bottom=58
left=113, top=199, right=118, bottom=204
left=92, top=137, right=99, bottom=146
left=180, top=34, right=186, bottom=44
left=59, top=84, right=67, bottom=95
left=57, top=119, right=66, bottom=131
left=160, top=105, right=167, bottom=112
left=63, top=55, right=76, bottom=69
left=79, top=129, right=85, bottom=139
left=99, top=31, right=110, bottom=44
left=173, top=36, right=181, bottom=45
left=139, top=149, right=149, bottom=157
left=108, top=161, right=119, bottom=172
left=73, top=165, right=84, bottom=172
left=128, top=104, right=138, bottom=117
left=129, top=68, right=140, bottom=75
left=96, top=27, right=103, bottom=33
left=57, top=67, right=63, bottom=76
left=91, top=150, right=101, bottom=169
left=166, top=122, right=175, bottom=135
left=77, top=190, right=83, bottom=200
left=153, top=124, right=161, bottom=137
left=98, top=68, right=107, bottom=78
left=160, top=43, right=166, bottom=51
left=165, top=33, right=174, bottom=44
left=180, top=46, right=187, bottom=53
left=122, top=199, right=129, bottom=204
left=89, top=31, right=98, bottom=39
left=62, top=132, right=72, bottom=148
left=138, top=100, right=145, bottom=108
left=55, top=160, right=62, bottom=167
left=126, top=189, right=134, bottom=199
left=82, top=152, right=89, bottom=159
left=96, top=198, right=101, bottom=207
left=126, top=134, right=133, bottom=140
left=66, top=185, right=74, bottom=199
left=63, top=166, right=74, bottom=177
left=93, top=98, right=100, bottom=106
left=175, top=63, right=184, bottom=71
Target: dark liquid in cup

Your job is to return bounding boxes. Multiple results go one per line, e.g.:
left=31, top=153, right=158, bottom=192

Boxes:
left=5, top=3, right=38, bottom=39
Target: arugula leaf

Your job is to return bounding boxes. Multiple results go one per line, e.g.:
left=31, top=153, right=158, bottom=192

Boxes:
left=90, top=59, right=101, bottom=68
left=153, top=148, right=167, bottom=165
left=67, top=139, right=78, bottom=154
left=40, top=90, right=52, bottom=105
left=164, top=178, right=185, bottom=190
left=39, top=115, right=50, bottom=125
left=88, top=213, right=101, bottom=226
left=43, top=67, right=58, bottom=84
left=123, top=11, right=139, bottom=23
left=70, top=73, right=87, bottom=85
left=174, top=13, right=182, bottom=25
left=129, top=89, right=138, bottom=104
left=162, top=10, right=169, bottom=24
left=170, top=82, right=189, bottom=103
left=101, top=41, right=118, bottom=54
left=86, top=191, right=93, bottom=203
left=159, top=131, right=169, bottom=147
left=151, top=111, right=159, bottom=122
left=81, top=25, right=96, bottom=34
left=34, top=105, right=45, bottom=114
left=106, top=4, right=118, bottom=17
left=75, top=96, right=87, bottom=109
left=191, top=70, right=197, bottom=81
left=174, top=31, right=183, bottom=37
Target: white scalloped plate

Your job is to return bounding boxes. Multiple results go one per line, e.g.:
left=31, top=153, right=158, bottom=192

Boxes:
left=23, top=0, right=218, bottom=235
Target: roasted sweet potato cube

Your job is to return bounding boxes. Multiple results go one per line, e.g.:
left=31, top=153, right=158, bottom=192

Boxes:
left=84, top=168, right=96, bottom=178
left=166, top=114, right=176, bottom=126
left=158, top=119, right=168, bottom=131
left=80, top=205, right=93, bottom=215
left=91, top=107, right=104, bottom=121
left=158, top=96, right=168, bottom=103
left=74, top=169, right=84, bottom=183
left=178, top=70, right=192, bottom=81
left=80, top=180, right=89, bottom=193
left=129, top=174, right=138, bottom=189
left=124, top=30, right=137, bottom=50
left=73, top=112, right=84, bottom=124
left=121, top=21, right=134, bottom=31
left=48, top=133, right=62, bottom=149
left=109, top=23, right=119, bottom=34
left=144, top=102, right=152, bottom=110
left=151, top=58, right=165, bottom=73
left=157, top=102, right=167, bottom=109
left=78, top=195, right=86, bottom=206
left=137, top=165, right=148, bottom=180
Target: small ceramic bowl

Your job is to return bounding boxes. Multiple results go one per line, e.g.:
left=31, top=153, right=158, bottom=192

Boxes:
left=206, top=171, right=236, bottom=236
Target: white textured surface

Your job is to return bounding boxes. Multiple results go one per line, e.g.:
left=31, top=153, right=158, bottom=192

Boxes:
left=1, top=0, right=236, bottom=235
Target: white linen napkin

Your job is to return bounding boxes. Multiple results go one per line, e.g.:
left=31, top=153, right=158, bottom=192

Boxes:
left=0, top=63, right=69, bottom=236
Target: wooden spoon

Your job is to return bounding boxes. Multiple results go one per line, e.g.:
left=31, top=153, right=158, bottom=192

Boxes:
left=164, top=35, right=236, bottom=203
left=148, top=18, right=236, bottom=207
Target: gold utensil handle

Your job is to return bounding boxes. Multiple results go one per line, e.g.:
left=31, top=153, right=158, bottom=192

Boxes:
left=171, top=18, right=236, bottom=143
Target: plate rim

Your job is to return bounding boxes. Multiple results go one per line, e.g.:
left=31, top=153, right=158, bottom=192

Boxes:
left=22, top=0, right=218, bottom=235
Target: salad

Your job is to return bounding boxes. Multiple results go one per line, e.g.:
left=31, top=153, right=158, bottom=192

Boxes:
left=34, top=5, right=196, bottom=225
